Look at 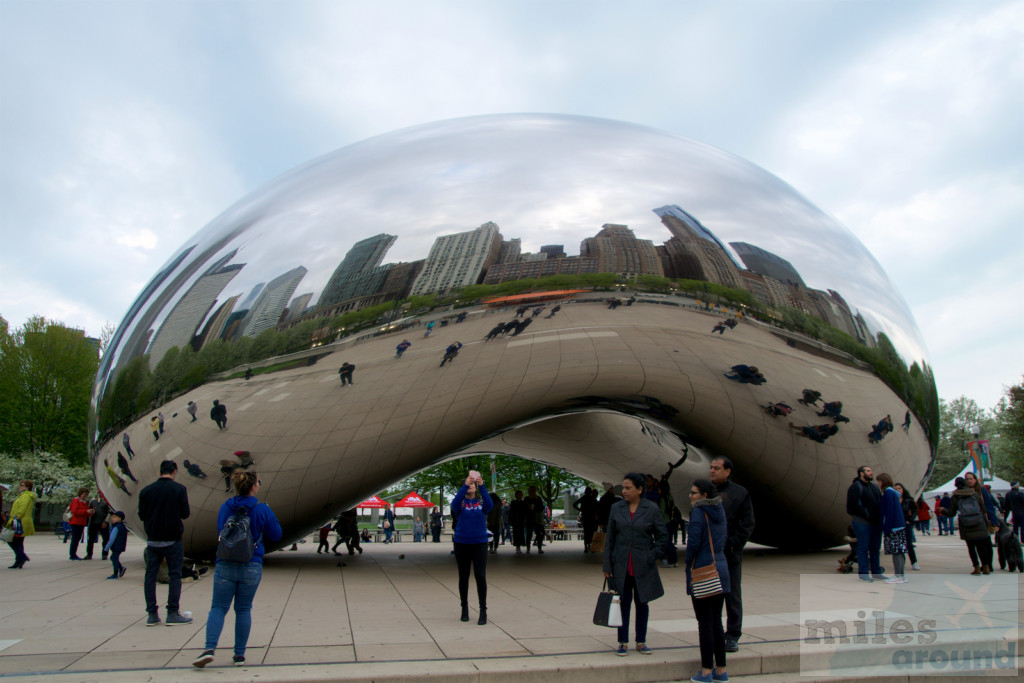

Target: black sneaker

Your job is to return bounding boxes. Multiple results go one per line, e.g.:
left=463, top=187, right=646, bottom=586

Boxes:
left=146, top=612, right=161, bottom=627
left=166, top=612, right=193, bottom=626
left=193, top=650, right=215, bottom=668
left=119, top=566, right=127, bottom=578
left=233, top=655, right=245, bottom=666
left=724, top=638, right=739, bottom=653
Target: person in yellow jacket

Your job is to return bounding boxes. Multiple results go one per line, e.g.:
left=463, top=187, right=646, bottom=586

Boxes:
left=5, top=480, right=37, bottom=569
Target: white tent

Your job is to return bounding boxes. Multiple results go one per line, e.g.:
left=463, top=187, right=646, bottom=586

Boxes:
left=923, top=462, right=1014, bottom=498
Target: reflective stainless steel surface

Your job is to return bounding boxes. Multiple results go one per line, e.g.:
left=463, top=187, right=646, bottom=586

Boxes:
left=88, top=114, right=936, bottom=555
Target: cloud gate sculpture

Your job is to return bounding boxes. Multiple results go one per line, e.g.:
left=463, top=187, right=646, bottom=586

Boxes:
left=89, top=114, right=937, bottom=556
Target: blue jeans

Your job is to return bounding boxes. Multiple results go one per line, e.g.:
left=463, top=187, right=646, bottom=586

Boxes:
left=851, top=520, right=883, bottom=576
left=205, top=561, right=263, bottom=656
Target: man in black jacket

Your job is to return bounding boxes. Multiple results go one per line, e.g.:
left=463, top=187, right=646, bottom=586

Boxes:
left=846, top=465, right=886, bottom=582
left=710, top=456, right=755, bottom=653
left=84, top=494, right=111, bottom=560
left=138, top=460, right=192, bottom=626
left=1005, top=482, right=1024, bottom=542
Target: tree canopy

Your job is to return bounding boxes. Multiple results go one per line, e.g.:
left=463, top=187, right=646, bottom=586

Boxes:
left=0, top=316, right=99, bottom=465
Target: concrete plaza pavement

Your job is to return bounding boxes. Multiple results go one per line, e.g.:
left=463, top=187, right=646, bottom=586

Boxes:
left=0, top=529, right=1020, bottom=682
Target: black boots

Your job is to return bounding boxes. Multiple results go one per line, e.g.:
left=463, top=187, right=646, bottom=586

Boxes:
left=460, top=604, right=469, bottom=622
left=478, top=607, right=487, bottom=625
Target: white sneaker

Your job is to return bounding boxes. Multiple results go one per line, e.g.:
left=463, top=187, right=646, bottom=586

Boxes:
left=912, top=563, right=921, bottom=571
left=884, top=577, right=902, bottom=584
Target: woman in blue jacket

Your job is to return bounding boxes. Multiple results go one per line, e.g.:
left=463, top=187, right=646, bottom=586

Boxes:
left=194, top=471, right=282, bottom=668
left=685, top=479, right=730, bottom=683
left=451, top=469, right=493, bottom=625
left=877, top=472, right=908, bottom=584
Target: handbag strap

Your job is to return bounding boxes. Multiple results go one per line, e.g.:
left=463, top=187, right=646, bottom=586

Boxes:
left=690, top=510, right=717, bottom=569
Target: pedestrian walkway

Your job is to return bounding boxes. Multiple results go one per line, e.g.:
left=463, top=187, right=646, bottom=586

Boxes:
left=0, top=532, right=1019, bottom=681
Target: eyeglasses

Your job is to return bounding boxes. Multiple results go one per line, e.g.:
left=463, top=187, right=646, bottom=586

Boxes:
left=688, top=491, right=700, bottom=496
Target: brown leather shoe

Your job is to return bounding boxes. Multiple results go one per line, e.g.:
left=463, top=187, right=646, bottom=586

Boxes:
left=971, top=566, right=982, bottom=575
left=981, top=565, right=991, bottom=575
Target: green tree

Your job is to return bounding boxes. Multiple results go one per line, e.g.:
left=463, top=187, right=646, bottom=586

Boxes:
left=994, top=376, right=1024, bottom=481
left=932, top=396, right=995, bottom=485
left=0, top=316, right=99, bottom=465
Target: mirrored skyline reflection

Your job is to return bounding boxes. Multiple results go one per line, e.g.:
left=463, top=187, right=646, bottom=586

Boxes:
left=100, top=113, right=928, bottom=381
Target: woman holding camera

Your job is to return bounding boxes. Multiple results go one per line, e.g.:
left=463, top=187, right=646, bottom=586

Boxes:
left=451, top=470, right=493, bottom=625
left=603, top=472, right=668, bottom=656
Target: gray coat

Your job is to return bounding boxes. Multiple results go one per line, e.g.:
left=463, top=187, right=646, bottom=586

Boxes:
left=602, top=498, right=668, bottom=603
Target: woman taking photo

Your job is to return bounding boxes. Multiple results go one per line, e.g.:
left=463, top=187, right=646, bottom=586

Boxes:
left=603, top=472, right=668, bottom=656
left=451, top=469, right=493, bottom=624
left=5, top=480, right=36, bottom=569
left=193, top=471, right=282, bottom=669
left=684, top=479, right=729, bottom=683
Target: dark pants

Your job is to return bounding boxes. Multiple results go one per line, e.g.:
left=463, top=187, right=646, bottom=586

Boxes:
left=905, top=527, right=917, bottom=565
left=525, top=524, right=544, bottom=549
left=512, top=523, right=525, bottom=548
left=317, top=539, right=329, bottom=553
left=1013, top=518, right=1023, bottom=542
left=966, top=537, right=993, bottom=567
left=7, top=537, right=28, bottom=566
left=144, top=541, right=184, bottom=614
left=454, top=542, right=487, bottom=608
left=852, top=520, right=883, bottom=576
left=69, top=524, right=86, bottom=559
left=110, top=551, right=124, bottom=574
left=692, top=593, right=727, bottom=669
left=431, top=526, right=442, bottom=543
left=724, top=554, right=742, bottom=640
left=617, top=575, right=649, bottom=644
left=582, top=523, right=596, bottom=550
left=87, top=524, right=110, bottom=558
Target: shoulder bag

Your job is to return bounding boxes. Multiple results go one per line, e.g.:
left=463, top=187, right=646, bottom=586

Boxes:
left=691, top=512, right=724, bottom=598
left=593, top=577, right=622, bottom=627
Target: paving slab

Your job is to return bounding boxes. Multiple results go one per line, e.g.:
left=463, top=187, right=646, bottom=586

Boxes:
left=0, top=529, right=1019, bottom=681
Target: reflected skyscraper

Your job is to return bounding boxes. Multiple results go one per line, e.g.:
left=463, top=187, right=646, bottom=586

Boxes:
left=241, top=266, right=308, bottom=337
left=319, top=233, right=397, bottom=309
left=147, top=253, right=243, bottom=365
left=730, top=241, right=805, bottom=287
left=580, top=224, right=662, bottom=279
left=655, top=205, right=743, bottom=288
left=410, top=222, right=502, bottom=295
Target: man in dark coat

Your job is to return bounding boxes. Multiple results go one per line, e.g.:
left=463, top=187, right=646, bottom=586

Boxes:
left=1004, top=482, right=1024, bottom=542
left=508, top=490, right=527, bottom=554
left=210, top=400, right=227, bottom=429
left=846, top=465, right=885, bottom=582
left=85, top=494, right=111, bottom=560
left=710, top=456, right=755, bottom=652
left=523, top=486, right=546, bottom=554
left=138, top=460, right=191, bottom=626
left=597, top=483, right=618, bottom=530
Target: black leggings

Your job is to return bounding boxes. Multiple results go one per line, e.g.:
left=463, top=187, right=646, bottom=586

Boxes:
left=966, top=537, right=993, bottom=567
left=692, top=593, right=727, bottom=670
left=454, top=542, right=488, bottom=608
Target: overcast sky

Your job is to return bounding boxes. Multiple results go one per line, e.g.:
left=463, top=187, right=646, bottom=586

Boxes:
left=1, top=0, right=1021, bottom=411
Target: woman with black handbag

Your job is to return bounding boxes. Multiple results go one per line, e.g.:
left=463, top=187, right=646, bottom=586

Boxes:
left=684, top=479, right=730, bottom=683
left=602, top=472, right=668, bottom=656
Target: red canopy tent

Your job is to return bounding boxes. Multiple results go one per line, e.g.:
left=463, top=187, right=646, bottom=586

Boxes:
left=356, top=495, right=388, bottom=508
left=395, top=492, right=435, bottom=508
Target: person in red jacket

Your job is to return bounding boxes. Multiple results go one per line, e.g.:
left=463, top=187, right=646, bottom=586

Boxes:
left=67, top=488, right=94, bottom=560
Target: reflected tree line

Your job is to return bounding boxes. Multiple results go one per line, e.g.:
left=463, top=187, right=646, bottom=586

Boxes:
left=95, top=272, right=938, bottom=455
